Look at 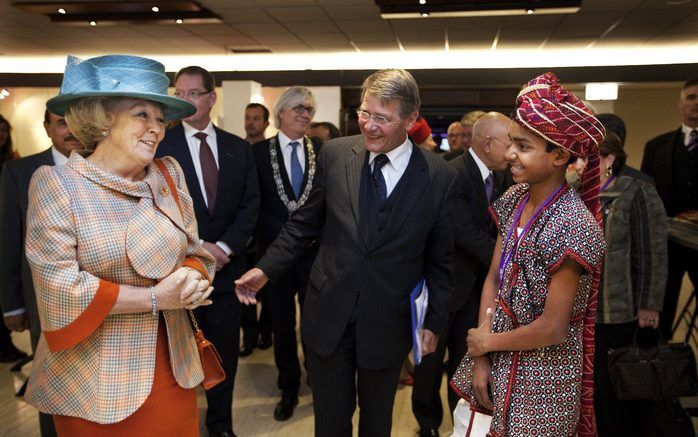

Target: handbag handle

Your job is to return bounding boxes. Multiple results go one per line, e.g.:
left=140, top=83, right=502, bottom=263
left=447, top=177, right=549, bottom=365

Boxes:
left=153, top=158, right=202, bottom=334
left=629, top=326, right=668, bottom=356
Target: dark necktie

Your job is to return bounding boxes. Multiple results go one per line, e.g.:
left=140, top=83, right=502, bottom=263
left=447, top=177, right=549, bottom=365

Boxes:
left=372, top=154, right=390, bottom=201
left=484, top=172, right=494, bottom=204
left=289, top=141, right=303, bottom=198
left=688, top=129, right=698, bottom=152
left=194, top=132, right=218, bottom=213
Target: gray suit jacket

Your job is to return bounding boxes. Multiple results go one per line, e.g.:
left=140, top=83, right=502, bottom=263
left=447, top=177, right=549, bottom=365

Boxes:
left=0, top=148, right=54, bottom=341
left=257, top=135, right=457, bottom=369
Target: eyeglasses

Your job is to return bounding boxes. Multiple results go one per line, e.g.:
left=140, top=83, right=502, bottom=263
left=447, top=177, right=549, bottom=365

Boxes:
left=174, top=90, right=211, bottom=100
left=356, top=109, right=400, bottom=125
left=291, top=104, right=315, bottom=116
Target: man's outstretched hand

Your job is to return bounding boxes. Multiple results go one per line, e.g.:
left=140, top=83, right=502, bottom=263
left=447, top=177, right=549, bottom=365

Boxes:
left=234, top=267, right=269, bottom=305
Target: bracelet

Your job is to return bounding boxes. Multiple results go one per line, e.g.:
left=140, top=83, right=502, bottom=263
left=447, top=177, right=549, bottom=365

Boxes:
left=150, top=286, right=158, bottom=316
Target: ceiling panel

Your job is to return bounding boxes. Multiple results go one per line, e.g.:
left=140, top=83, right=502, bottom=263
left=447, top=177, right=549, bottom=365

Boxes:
left=266, top=7, right=328, bottom=22
left=554, top=12, right=623, bottom=38
left=291, top=21, right=342, bottom=33
left=325, top=6, right=382, bottom=21
left=353, top=42, right=400, bottom=51
left=215, top=8, right=273, bottom=23
left=336, top=20, right=391, bottom=33
left=346, top=32, right=397, bottom=44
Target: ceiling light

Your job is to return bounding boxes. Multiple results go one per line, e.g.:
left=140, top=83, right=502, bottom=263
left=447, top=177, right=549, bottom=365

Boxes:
left=421, top=12, right=429, bottom=17
left=419, top=0, right=426, bottom=4
left=1, top=89, right=9, bottom=96
left=152, top=6, right=159, bottom=12
left=57, top=8, right=66, bottom=14
left=89, top=20, right=96, bottom=26
left=378, top=0, right=580, bottom=19
left=585, top=83, right=618, bottom=101
left=0, top=95, right=5, bottom=100
left=175, top=18, right=183, bottom=24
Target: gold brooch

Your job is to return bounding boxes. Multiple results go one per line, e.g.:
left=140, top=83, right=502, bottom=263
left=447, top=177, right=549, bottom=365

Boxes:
left=159, top=186, right=169, bottom=197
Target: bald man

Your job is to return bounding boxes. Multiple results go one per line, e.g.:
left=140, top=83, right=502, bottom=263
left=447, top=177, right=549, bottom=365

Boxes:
left=412, top=112, right=512, bottom=436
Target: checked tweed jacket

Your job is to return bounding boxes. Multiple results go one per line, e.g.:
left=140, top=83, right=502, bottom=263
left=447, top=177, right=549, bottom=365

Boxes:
left=23, top=153, right=215, bottom=424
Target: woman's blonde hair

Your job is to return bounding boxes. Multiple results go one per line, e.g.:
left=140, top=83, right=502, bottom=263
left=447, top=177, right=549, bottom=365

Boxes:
left=64, top=97, right=120, bottom=149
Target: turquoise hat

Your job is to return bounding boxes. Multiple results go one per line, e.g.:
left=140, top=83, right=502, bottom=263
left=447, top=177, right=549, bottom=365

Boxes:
left=47, top=55, right=196, bottom=121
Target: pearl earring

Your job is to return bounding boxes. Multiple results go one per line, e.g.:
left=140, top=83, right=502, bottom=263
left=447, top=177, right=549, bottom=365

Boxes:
left=101, top=130, right=109, bottom=137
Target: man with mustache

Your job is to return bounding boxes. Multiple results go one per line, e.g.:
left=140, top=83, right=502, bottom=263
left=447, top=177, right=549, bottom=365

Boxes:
left=0, top=108, right=83, bottom=437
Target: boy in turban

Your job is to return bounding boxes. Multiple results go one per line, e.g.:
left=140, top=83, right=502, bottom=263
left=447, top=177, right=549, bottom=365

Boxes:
left=451, top=72, right=606, bottom=437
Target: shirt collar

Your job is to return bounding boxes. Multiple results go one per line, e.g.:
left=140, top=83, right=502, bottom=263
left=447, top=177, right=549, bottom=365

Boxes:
left=369, top=135, right=411, bottom=169
left=278, top=130, right=304, bottom=148
left=51, top=146, right=69, bottom=166
left=469, top=148, right=491, bottom=181
left=182, top=120, right=215, bottom=139
left=682, top=124, right=697, bottom=144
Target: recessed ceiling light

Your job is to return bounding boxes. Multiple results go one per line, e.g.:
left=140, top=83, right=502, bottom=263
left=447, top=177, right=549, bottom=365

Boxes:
left=175, top=18, right=183, bottom=24
left=1, top=89, right=8, bottom=96
left=151, top=6, right=159, bottom=12
left=419, top=0, right=426, bottom=4
left=421, top=12, right=429, bottom=17
left=89, top=20, right=97, bottom=26
left=526, top=8, right=534, bottom=14
left=57, top=8, right=66, bottom=14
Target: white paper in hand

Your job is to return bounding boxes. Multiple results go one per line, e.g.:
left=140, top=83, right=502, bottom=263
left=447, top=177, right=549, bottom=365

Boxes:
left=410, top=277, right=429, bottom=365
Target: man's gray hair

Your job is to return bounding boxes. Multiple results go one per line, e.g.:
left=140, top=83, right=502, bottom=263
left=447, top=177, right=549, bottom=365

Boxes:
left=360, top=69, right=420, bottom=117
left=273, top=86, right=315, bottom=127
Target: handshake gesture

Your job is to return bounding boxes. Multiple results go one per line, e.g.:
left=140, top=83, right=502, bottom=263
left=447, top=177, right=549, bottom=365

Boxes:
left=156, top=267, right=214, bottom=310
left=233, top=267, right=269, bottom=305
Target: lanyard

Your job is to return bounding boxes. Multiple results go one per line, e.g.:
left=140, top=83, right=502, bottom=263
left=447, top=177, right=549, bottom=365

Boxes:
left=498, top=184, right=565, bottom=290
left=600, top=175, right=616, bottom=192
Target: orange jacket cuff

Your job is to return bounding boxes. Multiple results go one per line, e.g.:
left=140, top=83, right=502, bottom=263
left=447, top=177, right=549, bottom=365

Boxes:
left=183, top=257, right=211, bottom=282
left=43, top=279, right=119, bottom=353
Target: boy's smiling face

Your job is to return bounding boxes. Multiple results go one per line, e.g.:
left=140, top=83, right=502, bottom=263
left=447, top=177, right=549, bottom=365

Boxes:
left=506, top=121, right=571, bottom=185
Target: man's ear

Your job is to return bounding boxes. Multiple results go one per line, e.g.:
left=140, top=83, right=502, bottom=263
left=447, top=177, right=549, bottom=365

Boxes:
left=404, top=111, right=419, bottom=131
left=208, top=90, right=218, bottom=108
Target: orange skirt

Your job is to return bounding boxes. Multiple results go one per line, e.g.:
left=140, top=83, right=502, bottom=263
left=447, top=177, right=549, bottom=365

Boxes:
left=53, top=318, right=198, bottom=437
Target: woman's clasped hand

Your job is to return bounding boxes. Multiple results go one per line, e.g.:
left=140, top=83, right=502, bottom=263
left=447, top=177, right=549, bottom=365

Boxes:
left=155, top=267, right=213, bottom=310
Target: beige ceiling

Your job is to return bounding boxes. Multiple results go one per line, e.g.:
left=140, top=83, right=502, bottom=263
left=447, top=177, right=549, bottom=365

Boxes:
left=0, top=0, right=697, bottom=59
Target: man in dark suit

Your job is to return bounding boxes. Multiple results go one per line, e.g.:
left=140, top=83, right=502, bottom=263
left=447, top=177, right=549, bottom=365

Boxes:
left=0, top=109, right=82, bottom=437
left=641, top=78, right=698, bottom=338
left=251, top=87, right=321, bottom=421
left=236, top=69, right=457, bottom=437
left=239, top=102, right=272, bottom=358
left=412, top=112, right=512, bottom=437
left=155, top=66, right=259, bottom=437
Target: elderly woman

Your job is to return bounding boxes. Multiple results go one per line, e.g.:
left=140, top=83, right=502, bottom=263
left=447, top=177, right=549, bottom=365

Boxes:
left=592, top=133, right=667, bottom=436
left=23, top=55, right=216, bottom=436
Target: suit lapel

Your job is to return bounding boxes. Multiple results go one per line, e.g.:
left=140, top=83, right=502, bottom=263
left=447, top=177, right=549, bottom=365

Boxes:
left=463, top=152, right=488, bottom=211
left=213, top=126, right=233, bottom=216
left=371, top=143, right=428, bottom=250
left=163, top=124, right=208, bottom=215
left=346, top=139, right=369, bottom=249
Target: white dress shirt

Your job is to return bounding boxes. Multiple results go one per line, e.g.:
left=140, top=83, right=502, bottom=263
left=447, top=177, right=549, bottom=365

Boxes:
left=469, top=148, right=492, bottom=183
left=181, top=121, right=232, bottom=256
left=681, top=124, right=697, bottom=146
left=277, top=131, right=306, bottom=183
left=368, top=136, right=412, bottom=197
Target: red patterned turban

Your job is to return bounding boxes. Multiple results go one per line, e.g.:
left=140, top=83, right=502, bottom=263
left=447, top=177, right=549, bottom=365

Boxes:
left=515, top=72, right=605, bottom=225
left=408, top=117, right=432, bottom=145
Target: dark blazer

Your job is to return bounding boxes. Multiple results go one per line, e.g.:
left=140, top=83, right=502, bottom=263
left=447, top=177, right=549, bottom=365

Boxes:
left=449, top=151, right=511, bottom=311
left=156, top=123, right=260, bottom=290
left=0, top=148, right=54, bottom=338
left=252, top=135, right=321, bottom=247
left=641, top=128, right=681, bottom=216
left=257, top=135, right=457, bottom=369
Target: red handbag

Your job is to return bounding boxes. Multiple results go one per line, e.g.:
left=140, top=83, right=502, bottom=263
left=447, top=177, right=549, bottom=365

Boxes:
left=154, top=159, right=226, bottom=390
